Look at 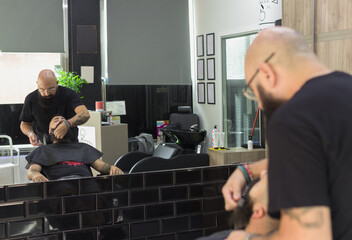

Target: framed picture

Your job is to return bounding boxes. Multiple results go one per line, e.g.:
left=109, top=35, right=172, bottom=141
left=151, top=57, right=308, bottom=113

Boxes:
left=206, top=33, right=215, bottom=56
left=207, top=83, right=215, bottom=104
left=197, top=83, right=205, bottom=104
left=197, top=59, right=204, bottom=80
left=197, top=35, right=204, bottom=57
left=207, top=58, right=215, bottom=80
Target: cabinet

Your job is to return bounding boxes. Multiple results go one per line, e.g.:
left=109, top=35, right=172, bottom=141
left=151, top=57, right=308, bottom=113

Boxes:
left=79, top=111, right=128, bottom=166
left=209, top=148, right=266, bottom=166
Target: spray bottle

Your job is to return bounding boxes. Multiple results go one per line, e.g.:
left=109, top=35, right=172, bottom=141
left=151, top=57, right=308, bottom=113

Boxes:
left=247, top=136, right=253, bottom=150
left=212, top=125, right=219, bottom=149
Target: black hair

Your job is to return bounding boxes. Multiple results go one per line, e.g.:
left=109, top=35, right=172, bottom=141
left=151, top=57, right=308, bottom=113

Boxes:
left=229, top=179, right=260, bottom=229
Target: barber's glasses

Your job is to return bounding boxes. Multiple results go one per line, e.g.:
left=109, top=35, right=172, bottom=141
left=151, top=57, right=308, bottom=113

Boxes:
left=242, top=52, right=275, bottom=101
left=39, top=87, right=56, bottom=94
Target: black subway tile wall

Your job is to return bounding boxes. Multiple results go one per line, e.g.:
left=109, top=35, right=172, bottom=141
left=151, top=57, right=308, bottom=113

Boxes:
left=0, top=165, right=236, bottom=239
left=8, top=183, right=43, bottom=201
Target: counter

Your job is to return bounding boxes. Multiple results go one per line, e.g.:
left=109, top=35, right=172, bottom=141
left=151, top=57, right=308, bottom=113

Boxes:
left=209, top=147, right=266, bottom=166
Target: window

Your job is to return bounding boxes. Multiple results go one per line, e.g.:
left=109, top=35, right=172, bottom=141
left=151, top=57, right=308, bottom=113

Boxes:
left=0, top=0, right=68, bottom=104
left=222, top=32, right=262, bottom=148
left=0, top=53, right=62, bottom=104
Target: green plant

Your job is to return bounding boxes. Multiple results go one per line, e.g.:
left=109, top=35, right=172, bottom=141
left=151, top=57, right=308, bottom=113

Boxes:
left=55, top=67, right=88, bottom=98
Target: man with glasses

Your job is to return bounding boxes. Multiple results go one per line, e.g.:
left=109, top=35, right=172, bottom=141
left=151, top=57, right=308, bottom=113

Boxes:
left=223, top=26, right=352, bottom=240
left=20, top=69, right=90, bottom=146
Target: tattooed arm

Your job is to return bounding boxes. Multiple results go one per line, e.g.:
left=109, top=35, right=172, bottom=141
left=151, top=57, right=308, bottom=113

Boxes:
left=68, top=105, right=90, bottom=127
left=53, top=105, right=90, bottom=139
left=226, top=206, right=332, bottom=240
left=91, top=159, right=124, bottom=175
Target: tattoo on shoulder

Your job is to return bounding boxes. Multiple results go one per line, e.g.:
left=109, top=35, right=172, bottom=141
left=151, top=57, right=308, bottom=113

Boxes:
left=282, top=207, right=323, bottom=228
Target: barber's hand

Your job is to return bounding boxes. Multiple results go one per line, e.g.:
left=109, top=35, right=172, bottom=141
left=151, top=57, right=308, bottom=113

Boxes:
left=28, top=132, right=41, bottom=146
left=222, top=167, right=247, bottom=210
left=226, top=230, right=249, bottom=240
left=32, top=173, right=48, bottom=182
left=54, top=121, right=69, bottom=139
left=109, top=166, right=124, bottom=175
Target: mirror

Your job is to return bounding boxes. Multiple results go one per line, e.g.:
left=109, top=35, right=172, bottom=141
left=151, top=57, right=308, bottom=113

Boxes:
left=0, top=0, right=275, bottom=188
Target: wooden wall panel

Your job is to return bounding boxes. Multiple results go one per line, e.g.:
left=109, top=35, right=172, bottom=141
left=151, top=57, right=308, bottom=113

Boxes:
left=282, top=0, right=313, bottom=36
left=316, top=39, right=352, bottom=74
left=283, top=0, right=352, bottom=73
left=316, top=0, right=352, bottom=33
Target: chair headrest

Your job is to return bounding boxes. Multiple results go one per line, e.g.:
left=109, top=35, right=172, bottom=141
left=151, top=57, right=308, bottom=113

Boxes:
left=153, top=144, right=180, bottom=159
left=178, top=106, right=192, bottom=113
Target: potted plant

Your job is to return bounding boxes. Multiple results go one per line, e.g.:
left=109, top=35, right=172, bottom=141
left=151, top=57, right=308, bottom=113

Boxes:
left=55, top=67, right=88, bottom=98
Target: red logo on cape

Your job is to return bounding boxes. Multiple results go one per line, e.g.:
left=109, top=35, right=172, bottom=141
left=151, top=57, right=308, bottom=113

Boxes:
left=59, top=161, right=84, bottom=167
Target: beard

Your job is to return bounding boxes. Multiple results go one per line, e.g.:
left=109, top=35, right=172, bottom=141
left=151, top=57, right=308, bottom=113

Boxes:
left=257, top=84, right=286, bottom=120
left=38, top=89, right=59, bottom=109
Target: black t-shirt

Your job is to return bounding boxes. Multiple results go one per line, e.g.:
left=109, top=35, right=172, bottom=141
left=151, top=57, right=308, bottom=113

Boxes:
left=20, top=86, right=83, bottom=143
left=26, top=142, right=103, bottom=180
left=267, top=71, right=352, bottom=240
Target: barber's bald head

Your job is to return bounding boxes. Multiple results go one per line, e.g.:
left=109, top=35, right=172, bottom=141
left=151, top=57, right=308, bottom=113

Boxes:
left=245, top=27, right=315, bottom=75
left=37, top=69, right=58, bottom=98
left=243, top=27, right=329, bottom=115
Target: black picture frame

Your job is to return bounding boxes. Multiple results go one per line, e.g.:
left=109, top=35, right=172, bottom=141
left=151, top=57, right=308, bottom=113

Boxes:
left=207, top=83, right=215, bottom=104
left=76, top=25, right=98, bottom=54
left=197, top=59, right=204, bottom=80
left=206, top=33, right=215, bottom=56
left=197, top=83, right=205, bottom=104
left=207, top=58, right=215, bottom=80
left=197, top=35, right=204, bottom=57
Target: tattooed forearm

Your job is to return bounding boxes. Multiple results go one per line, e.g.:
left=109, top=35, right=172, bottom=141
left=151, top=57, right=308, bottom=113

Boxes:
left=73, top=114, right=89, bottom=126
left=101, top=163, right=112, bottom=174
left=282, top=207, right=323, bottom=228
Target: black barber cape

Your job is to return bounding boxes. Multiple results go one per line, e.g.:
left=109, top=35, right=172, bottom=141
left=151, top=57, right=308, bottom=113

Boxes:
left=26, top=142, right=103, bottom=180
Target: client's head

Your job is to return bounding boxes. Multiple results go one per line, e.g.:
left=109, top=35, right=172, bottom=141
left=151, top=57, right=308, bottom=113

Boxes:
left=49, top=115, right=72, bottom=143
left=233, top=171, right=278, bottom=235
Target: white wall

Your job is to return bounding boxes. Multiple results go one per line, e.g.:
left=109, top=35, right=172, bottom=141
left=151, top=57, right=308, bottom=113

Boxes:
left=191, top=0, right=260, bottom=150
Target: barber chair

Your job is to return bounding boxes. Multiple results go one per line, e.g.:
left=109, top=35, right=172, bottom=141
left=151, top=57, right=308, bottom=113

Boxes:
left=114, top=143, right=180, bottom=172
left=162, top=106, right=206, bottom=153
left=114, top=143, right=208, bottom=173
left=0, top=135, right=20, bottom=184
left=169, top=106, right=200, bottom=130
left=114, top=106, right=208, bottom=173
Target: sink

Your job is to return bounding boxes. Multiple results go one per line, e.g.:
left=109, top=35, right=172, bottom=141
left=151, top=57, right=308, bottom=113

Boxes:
left=161, top=128, right=207, bottom=150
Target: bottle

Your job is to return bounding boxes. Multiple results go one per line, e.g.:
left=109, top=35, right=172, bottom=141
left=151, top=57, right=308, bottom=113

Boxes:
left=212, top=125, right=219, bottom=149
left=247, top=136, right=253, bottom=150
left=157, top=131, right=164, bottom=145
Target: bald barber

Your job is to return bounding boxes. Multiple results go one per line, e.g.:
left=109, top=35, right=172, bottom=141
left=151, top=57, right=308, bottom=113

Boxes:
left=20, top=69, right=90, bottom=146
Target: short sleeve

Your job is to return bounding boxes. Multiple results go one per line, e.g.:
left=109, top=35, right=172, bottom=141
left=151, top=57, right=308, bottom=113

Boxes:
left=81, top=144, right=103, bottom=163
left=19, top=94, right=34, bottom=122
left=267, top=120, right=330, bottom=218
left=25, top=147, right=53, bottom=166
left=65, top=88, right=84, bottom=110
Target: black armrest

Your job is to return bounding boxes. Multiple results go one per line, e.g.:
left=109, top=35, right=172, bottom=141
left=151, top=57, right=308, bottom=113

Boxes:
left=114, top=152, right=152, bottom=172
left=129, top=153, right=209, bottom=173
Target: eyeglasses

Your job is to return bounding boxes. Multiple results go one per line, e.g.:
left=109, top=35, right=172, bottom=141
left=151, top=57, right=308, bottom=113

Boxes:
left=242, top=52, right=275, bottom=101
left=38, top=87, right=57, bottom=94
